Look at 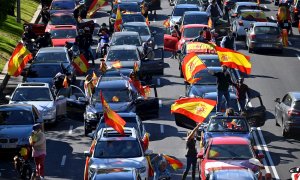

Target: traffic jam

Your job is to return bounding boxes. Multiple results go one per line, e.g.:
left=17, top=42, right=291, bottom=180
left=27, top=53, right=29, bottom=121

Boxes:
left=1, top=0, right=300, bottom=179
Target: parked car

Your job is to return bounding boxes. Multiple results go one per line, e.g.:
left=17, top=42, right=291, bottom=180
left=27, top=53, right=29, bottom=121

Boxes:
left=275, top=91, right=300, bottom=137
left=7, top=83, right=66, bottom=124
left=0, top=104, right=43, bottom=153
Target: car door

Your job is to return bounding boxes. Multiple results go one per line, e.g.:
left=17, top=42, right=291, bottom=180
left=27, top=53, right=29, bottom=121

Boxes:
left=140, top=47, right=164, bottom=75
left=135, top=97, right=159, bottom=120
left=163, top=34, right=179, bottom=52
left=245, top=95, right=266, bottom=127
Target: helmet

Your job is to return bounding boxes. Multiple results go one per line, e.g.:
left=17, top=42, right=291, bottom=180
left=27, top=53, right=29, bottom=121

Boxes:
left=33, top=123, right=42, bottom=131
left=78, top=29, right=84, bottom=35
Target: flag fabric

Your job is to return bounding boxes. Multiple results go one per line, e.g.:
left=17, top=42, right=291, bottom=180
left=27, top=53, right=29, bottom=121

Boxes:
left=163, top=154, right=183, bottom=170
left=100, top=91, right=126, bottom=135
left=63, top=76, right=69, bottom=88
left=8, top=42, right=33, bottom=77
left=171, top=97, right=217, bottom=123
left=99, top=60, right=107, bottom=73
left=73, top=54, right=89, bottom=74
left=112, top=60, right=122, bottom=69
left=208, top=17, right=213, bottom=28
left=114, top=6, right=122, bottom=32
left=182, top=52, right=207, bottom=84
left=146, top=155, right=154, bottom=177
left=282, top=29, right=288, bottom=47
left=129, top=77, right=150, bottom=98
left=215, top=46, right=252, bottom=75
left=84, top=140, right=97, bottom=180
left=87, top=0, right=108, bottom=18
left=163, top=19, right=170, bottom=28
left=257, top=0, right=260, bottom=5
left=92, top=71, right=98, bottom=86
left=146, top=16, right=150, bottom=26
left=142, top=132, right=150, bottom=150
left=133, top=61, right=139, bottom=73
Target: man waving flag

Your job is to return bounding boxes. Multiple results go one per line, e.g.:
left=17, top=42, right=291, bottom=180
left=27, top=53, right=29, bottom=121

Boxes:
left=182, top=52, right=207, bottom=84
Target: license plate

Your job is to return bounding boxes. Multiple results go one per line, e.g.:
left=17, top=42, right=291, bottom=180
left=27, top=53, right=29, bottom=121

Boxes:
left=284, top=23, right=288, bottom=26
left=261, top=44, right=272, bottom=47
left=0, top=144, right=17, bottom=148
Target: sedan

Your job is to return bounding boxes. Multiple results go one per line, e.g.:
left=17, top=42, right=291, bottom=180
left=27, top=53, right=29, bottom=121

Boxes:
left=33, top=47, right=71, bottom=65
left=122, top=22, right=155, bottom=47
left=49, top=25, right=77, bottom=47
left=46, top=13, right=77, bottom=32
left=109, top=31, right=143, bottom=52
left=180, top=11, right=209, bottom=27
left=122, top=13, right=147, bottom=24
left=49, top=0, right=76, bottom=15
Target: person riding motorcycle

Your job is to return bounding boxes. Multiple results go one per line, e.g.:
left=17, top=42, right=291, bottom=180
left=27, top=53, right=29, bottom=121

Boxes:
left=277, top=1, right=293, bottom=35
left=206, top=0, right=223, bottom=28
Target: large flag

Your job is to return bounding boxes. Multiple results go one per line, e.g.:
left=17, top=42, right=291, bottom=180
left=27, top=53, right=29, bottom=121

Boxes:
left=100, top=91, right=126, bottom=135
left=114, top=6, right=122, bottom=32
left=215, top=46, right=252, bottom=75
left=163, top=19, right=170, bottom=28
left=112, top=60, right=122, bottom=69
left=133, top=61, right=139, bottom=73
left=163, top=154, right=183, bottom=170
left=87, top=0, right=108, bottom=18
left=182, top=52, right=207, bottom=84
left=171, top=97, right=217, bottom=123
left=8, top=42, right=33, bottom=77
left=73, top=54, right=89, bottom=74
left=208, top=18, right=213, bottom=28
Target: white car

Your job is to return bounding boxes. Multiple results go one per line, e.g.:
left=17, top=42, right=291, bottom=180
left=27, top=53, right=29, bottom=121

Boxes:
left=232, top=10, right=268, bottom=39
left=7, top=82, right=67, bottom=124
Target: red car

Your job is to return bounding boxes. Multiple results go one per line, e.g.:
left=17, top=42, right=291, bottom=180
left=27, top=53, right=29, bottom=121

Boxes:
left=163, top=24, right=211, bottom=53
left=49, top=25, right=77, bottom=47
left=45, top=13, right=77, bottom=32
left=197, top=136, right=264, bottom=180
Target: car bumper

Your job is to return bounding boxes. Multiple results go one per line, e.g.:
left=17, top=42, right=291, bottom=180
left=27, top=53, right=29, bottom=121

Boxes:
left=249, top=41, right=283, bottom=50
left=285, top=121, right=300, bottom=132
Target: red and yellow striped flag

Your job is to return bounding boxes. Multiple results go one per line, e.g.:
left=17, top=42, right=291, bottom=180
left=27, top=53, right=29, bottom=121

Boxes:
left=146, top=16, right=150, bottom=26
left=146, top=155, right=154, bottom=177
left=114, top=6, right=122, bottom=32
left=163, top=18, right=170, bottom=28
left=163, top=154, right=183, bottom=170
left=142, top=132, right=150, bottom=150
left=8, top=42, right=33, bottom=77
left=215, top=46, right=251, bottom=75
left=182, top=52, right=207, bottom=84
left=208, top=17, right=213, bottom=28
left=87, top=0, right=109, bottom=18
left=112, top=60, right=122, bottom=69
left=73, top=54, right=89, bottom=74
left=63, top=76, right=69, bottom=88
left=133, top=61, right=139, bottom=73
left=99, top=60, right=107, bottom=73
left=92, top=71, right=98, bottom=86
left=171, top=97, right=217, bottom=123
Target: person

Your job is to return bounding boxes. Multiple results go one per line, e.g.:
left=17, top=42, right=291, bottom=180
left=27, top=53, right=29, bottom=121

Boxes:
left=182, top=123, right=200, bottom=180
left=203, top=27, right=212, bottom=41
left=79, top=4, right=88, bottom=19
left=193, top=30, right=208, bottom=43
left=173, top=24, right=181, bottom=37
left=206, top=0, right=223, bottom=28
left=220, top=29, right=236, bottom=50
left=83, top=27, right=95, bottom=66
left=170, top=25, right=181, bottom=59
left=142, top=42, right=155, bottom=60
left=41, top=6, right=50, bottom=24
left=98, top=23, right=110, bottom=36
left=29, top=123, right=46, bottom=180
left=225, top=107, right=235, bottom=116
left=76, top=29, right=86, bottom=51
left=151, top=154, right=171, bottom=180
left=141, top=1, right=149, bottom=18
left=208, top=65, right=233, bottom=112
left=22, top=26, right=37, bottom=42
left=232, top=78, right=249, bottom=111
left=84, top=74, right=95, bottom=102
left=37, top=32, right=52, bottom=48
left=277, top=2, right=293, bottom=35
left=52, top=72, right=72, bottom=95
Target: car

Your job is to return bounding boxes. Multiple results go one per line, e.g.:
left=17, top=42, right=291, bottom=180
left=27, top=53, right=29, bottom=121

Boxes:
left=49, top=0, right=76, bottom=15
left=179, top=11, right=209, bottom=28
left=229, top=2, right=260, bottom=22
left=84, top=127, right=152, bottom=180
left=33, top=47, right=72, bottom=65
left=6, top=82, right=66, bottom=124
left=109, top=31, right=143, bottom=52
left=49, top=25, right=77, bottom=47
left=275, top=92, right=300, bottom=137
left=116, top=0, right=144, bottom=4
left=232, top=10, right=268, bottom=39
left=245, top=22, right=283, bottom=53
left=83, top=77, right=159, bottom=135
left=46, top=13, right=77, bottom=32
left=169, top=4, right=201, bottom=30
left=223, top=0, right=256, bottom=18
left=173, top=0, right=201, bottom=6
left=0, top=104, right=43, bottom=153
left=122, top=13, right=147, bottom=24
left=90, top=168, right=141, bottom=180
left=207, top=168, right=260, bottom=180
left=121, top=22, right=156, bottom=47
left=197, top=136, right=264, bottom=180
left=290, top=0, right=300, bottom=25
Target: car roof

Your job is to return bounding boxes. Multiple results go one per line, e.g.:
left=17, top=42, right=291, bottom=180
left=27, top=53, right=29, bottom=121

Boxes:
left=236, top=2, right=258, bottom=5
left=0, top=104, right=34, bottom=111
left=123, top=22, right=148, bottom=27
left=17, top=82, right=49, bottom=88
left=109, top=45, right=138, bottom=50
left=184, top=11, right=207, bottom=15
left=240, top=9, right=263, bottom=13
left=113, top=31, right=139, bottom=36
left=289, top=92, right=300, bottom=100
left=97, top=79, right=129, bottom=89
left=175, top=4, right=200, bottom=8
left=211, top=136, right=249, bottom=145
left=183, top=24, right=209, bottom=28
left=253, top=22, right=278, bottom=27
left=38, top=47, right=67, bottom=53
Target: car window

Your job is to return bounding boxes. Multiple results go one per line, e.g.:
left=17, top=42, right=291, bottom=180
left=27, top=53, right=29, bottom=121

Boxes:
left=27, top=65, right=62, bottom=78
left=94, top=140, right=142, bottom=158
left=254, top=26, right=279, bottom=35
left=106, top=49, right=139, bottom=61
left=122, top=15, right=145, bottom=23
left=183, top=14, right=208, bottom=25
left=49, top=15, right=77, bottom=25
left=183, top=27, right=203, bottom=38
left=208, top=144, right=253, bottom=160
left=35, top=52, right=68, bottom=63
left=12, top=88, right=53, bottom=101
left=123, top=26, right=150, bottom=36
left=282, top=94, right=292, bottom=106
left=93, top=89, right=132, bottom=103
left=173, top=7, right=200, bottom=16
left=50, top=29, right=77, bottom=39
left=194, top=70, right=217, bottom=85
left=111, top=35, right=141, bottom=46
left=0, top=110, right=34, bottom=125
left=210, top=169, right=257, bottom=180
left=177, top=0, right=200, bottom=5
left=237, top=5, right=259, bottom=13
left=207, top=118, right=249, bottom=132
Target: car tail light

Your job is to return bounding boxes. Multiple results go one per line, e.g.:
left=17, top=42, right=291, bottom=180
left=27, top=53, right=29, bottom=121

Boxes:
left=288, top=109, right=300, bottom=117
left=238, top=20, right=243, bottom=26
left=250, top=34, right=256, bottom=40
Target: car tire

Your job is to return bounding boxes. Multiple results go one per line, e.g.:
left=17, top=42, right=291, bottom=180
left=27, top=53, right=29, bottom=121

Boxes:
left=248, top=46, right=253, bottom=53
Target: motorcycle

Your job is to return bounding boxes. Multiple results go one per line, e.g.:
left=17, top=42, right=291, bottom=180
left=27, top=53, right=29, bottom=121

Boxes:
left=13, top=146, right=35, bottom=180
left=290, top=167, right=300, bottom=180
left=96, top=34, right=109, bottom=58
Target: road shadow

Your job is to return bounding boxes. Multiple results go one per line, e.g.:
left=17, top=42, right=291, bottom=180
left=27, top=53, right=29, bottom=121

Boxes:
left=144, top=122, right=186, bottom=141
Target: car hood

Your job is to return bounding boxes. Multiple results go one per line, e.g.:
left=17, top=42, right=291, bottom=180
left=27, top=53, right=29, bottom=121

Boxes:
left=90, top=156, right=146, bottom=169
left=140, top=35, right=151, bottom=43
left=106, top=61, right=140, bottom=69
left=89, top=102, right=132, bottom=113
left=11, top=101, right=54, bottom=112
left=26, top=78, right=53, bottom=87
left=205, top=160, right=259, bottom=172
left=0, top=125, right=33, bottom=140
left=52, top=38, right=75, bottom=47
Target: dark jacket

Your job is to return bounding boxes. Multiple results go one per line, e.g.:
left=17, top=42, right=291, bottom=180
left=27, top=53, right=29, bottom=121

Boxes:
left=213, top=71, right=233, bottom=91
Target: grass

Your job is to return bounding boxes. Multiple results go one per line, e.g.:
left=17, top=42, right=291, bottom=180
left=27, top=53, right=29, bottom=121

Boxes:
left=0, top=0, right=39, bottom=72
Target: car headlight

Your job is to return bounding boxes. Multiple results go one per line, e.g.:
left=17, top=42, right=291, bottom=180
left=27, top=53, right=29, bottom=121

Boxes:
left=137, top=166, right=146, bottom=173
left=87, top=112, right=97, bottom=120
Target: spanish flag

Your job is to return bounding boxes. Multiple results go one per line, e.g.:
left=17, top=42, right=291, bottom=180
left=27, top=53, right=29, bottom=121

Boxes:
left=84, top=140, right=97, bottom=180
left=87, top=0, right=108, bottom=18
left=92, top=71, right=98, bottom=86
left=182, top=52, right=207, bottom=84
left=114, top=6, right=122, bottom=32
left=129, top=77, right=150, bottom=98
left=99, top=60, right=107, bottom=73
left=142, top=132, right=150, bottom=150
left=163, top=154, right=183, bottom=170
left=8, top=42, right=33, bottom=77
left=133, top=61, right=139, bottom=73
left=171, top=97, right=217, bottom=123
left=100, top=91, right=126, bottom=135
left=282, top=29, right=288, bottom=47
left=112, top=60, right=122, bottom=69
left=208, top=17, right=213, bottom=28
left=73, top=54, right=89, bottom=74
left=63, top=76, right=69, bottom=88
left=215, top=46, right=252, bottom=75
left=163, top=18, right=170, bottom=28
left=146, top=16, right=150, bottom=26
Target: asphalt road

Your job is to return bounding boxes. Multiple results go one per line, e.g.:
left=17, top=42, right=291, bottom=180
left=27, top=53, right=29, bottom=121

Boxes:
left=1, top=0, right=300, bottom=179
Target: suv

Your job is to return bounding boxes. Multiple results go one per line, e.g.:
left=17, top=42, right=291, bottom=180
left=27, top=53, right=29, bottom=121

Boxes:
left=84, top=127, right=151, bottom=180
left=6, top=83, right=67, bottom=124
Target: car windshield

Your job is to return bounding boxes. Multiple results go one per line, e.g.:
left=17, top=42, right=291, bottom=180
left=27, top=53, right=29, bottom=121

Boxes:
left=200, top=57, right=221, bottom=67
left=207, top=118, right=249, bottom=132
left=27, top=65, right=62, bottom=78
left=208, top=144, right=253, bottom=160
left=12, top=88, right=52, bottom=101
left=183, top=14, right=208, bottom=25
left=49, top=15, right=77, bottom=25
left=35, top=52, right=68, bottom=63
left=194, top=70, right=217, bottom=85
left=106, top=49, right=139, bottom=61
left=113, top=4, right=140, bottom=13
left=237, top=5, right=259, bottom=13
left=0, top=110, right=34, bottom=125
left=183, top=27, right=203, bottom=38
left=94, top=140, right=142, bottom=158
left=177, top=0, right=200, bottom=5
left=111, top=35, right=141, bottom=46
left=254, top=26, right=279, bottom=35
left=93, top=89, right=132, bottom=103
left=50, top=29, right=77, bottom=39
left=123, top=26, right=150, bottom=36
left=173, top=7, right=200, bottom=16
left=210, top=170, right=257, bottom=180
left=122, top=15, right=145, bottom=23
left=51, top=1, right=75, bottom=10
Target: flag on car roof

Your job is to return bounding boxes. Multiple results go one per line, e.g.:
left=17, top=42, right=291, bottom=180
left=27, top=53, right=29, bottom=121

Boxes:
left=171, top=97, right=217, bottom=124
left=112, top=60, right=122, bottom=69
left=182, top=52, right=207, bottom=84
left=100, top=91, right=126, bottom=135
left=73, top=54, right=89, bottom=74
left=114, top=6, right=123, bottom=32
left=163, top=18, right=170, bottom=28
left=87, top=0, right=108, bottom=18
left=215, top=46, right=251, bottom=75
left=163, top=154, right=183, bottom=170
left=7, top=42, right=33, bottom=77
left=63, top=76, right=69, bottom=88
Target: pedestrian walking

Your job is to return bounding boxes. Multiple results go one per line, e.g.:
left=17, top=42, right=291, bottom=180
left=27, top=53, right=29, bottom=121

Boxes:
left=232, top=78, right=249, bottom=111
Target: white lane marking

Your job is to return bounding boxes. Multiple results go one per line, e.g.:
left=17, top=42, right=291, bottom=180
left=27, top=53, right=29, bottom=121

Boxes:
left=297, top=54, right=300, bottom=61
left=61, top=155, right=66, bottom=166
left=159, top=100, right=163, bottom=107
left=68, top=125, right=73, bottom=135
left=288, top=41, right=292, bottom=46
left=257, top=127, right=280, bottom=179
left=157, top=78, right=161, bottom=85
left=160, top=124, right=164, bottom=133
left=271, top=16, right=275, bottom=20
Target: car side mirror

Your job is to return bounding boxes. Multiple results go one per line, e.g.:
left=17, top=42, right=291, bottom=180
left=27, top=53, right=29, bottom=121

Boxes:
left=5, top=95, right=11, bottom=100
left=84, top=150, right=91, bottom=157
left=197, top=152, right=204, bottom=159
left=144, top=149, right=153, bottom=156
left=56, top=95, right=65, bottom=100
